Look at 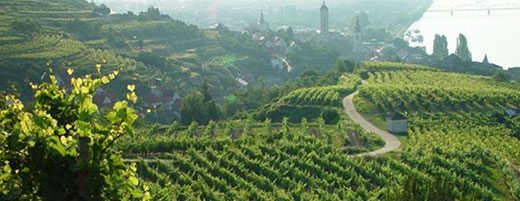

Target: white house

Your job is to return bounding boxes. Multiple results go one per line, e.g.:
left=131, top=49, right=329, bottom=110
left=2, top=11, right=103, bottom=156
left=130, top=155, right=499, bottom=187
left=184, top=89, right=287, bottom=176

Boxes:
left=235, top=77, right=249, bottom=87
left=387, top=112, right=408, bottom=134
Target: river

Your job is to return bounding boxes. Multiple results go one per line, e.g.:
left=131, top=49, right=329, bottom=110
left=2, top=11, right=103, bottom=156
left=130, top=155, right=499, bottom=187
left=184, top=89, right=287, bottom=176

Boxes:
left=405, top=0, right=520, bottom=69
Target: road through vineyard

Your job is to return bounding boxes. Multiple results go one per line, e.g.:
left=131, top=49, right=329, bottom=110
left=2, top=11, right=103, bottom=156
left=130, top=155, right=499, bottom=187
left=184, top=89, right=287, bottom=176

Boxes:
left=343, top=91, right=401, bottom=156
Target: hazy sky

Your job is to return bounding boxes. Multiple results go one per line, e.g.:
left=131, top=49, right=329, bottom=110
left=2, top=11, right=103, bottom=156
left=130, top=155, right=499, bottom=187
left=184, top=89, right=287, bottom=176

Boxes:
left=93, top=0, right=363, bottom=9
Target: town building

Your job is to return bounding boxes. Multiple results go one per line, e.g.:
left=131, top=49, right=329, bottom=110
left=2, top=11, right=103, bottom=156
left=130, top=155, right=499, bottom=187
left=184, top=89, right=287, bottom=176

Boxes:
left=351, top=15, right=369, bottom=61
left=143, top=86, right=182, bottom=120
left=320, top=1, right=329, bottom=35
left=248, top=12, right=270, bottom=32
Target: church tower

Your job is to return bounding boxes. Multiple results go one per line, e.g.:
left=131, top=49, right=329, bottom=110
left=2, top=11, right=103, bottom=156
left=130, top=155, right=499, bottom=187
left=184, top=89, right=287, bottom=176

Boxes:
left=352, top=14, right=366, bottom=61
left=482, top=54, right=489, bottom=64
left=320, top=1, right=329, bottom=34
left=257, top=11, right=270, bottom=31
left=354, top=15, right=362, bottom=45
left=260, top=12, right=265, bottom=25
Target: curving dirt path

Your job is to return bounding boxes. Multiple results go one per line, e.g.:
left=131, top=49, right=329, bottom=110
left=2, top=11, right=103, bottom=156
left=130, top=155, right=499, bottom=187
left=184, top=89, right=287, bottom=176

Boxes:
left=342, top=91, right=401, bottom=157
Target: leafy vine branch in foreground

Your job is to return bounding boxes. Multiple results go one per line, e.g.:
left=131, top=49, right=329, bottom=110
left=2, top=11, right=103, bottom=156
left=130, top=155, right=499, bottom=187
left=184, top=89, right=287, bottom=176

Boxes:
left=0, top=70, right=149, bottom=200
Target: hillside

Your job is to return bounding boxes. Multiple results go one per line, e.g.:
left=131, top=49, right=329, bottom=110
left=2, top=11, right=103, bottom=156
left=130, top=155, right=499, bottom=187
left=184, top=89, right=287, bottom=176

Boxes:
left=0, top=0, right=347, bottom=124
left=1, top=0, right=519, bottom=200
left=120, top=62, right=520, bottom=200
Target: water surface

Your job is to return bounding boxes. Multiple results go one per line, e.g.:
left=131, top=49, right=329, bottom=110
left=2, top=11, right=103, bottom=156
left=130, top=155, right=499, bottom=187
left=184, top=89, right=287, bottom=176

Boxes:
left=407, top=0, right=520, bottom=69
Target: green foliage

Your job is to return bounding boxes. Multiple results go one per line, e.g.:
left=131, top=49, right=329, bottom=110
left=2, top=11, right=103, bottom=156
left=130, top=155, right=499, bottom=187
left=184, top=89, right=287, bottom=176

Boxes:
left=353, top=63, right=520, bottom=199
left=0, top=34, right=85, bottom=60
left=360, top=61, right=439, bottom=72
left=287, top=41, right=339, bottom=73
left=180, top=81, right=221, bottom=125
left=180, top=92, right=208, bottom=125
left=93, top=4, right=111, bottom=16
left=0, top=72, right=148, bottom=200
left=278, top=85, right=355, bottom=107
left=8, top=20, right=41, bottom=37
left=65, top=19, right=102, bottom=41
left=432, top=34, right=448, bottom=59
left=123, top=112, right=517, bottom=200
left=493, top=71, right=511, bottom=82
left=384, top=172, right=464, bottom=201
left=455, top=33, right=472, bottom=62
left=321, top=108, right=341, bottom=125
left=134, top=52, right=168, bottom=69
left=359, top=70, right=520, bottom=112
left=336, top=60, right=356, bottom=74
left=255, top=73, right=360, bottom=123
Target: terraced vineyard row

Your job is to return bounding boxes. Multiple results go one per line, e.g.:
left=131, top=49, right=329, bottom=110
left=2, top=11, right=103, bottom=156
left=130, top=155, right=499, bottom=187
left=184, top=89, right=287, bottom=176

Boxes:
left=277, top=74, right=361, bottom=107
left=406, top=112, right=520, bottom=200
left=130, top=115, right=516, bottom=200
left=279, top=86, right=355, bottom=107
left=71, top=49, right=141, bottom=71
left=361, top=61, right=439, bottom=72
left=119, top=117, right=384, bottom=156
left=359, top=71, right=520, bottom=112
left=0, top=34, right=142, bottom=73
left=0, top=34, right=85, bottom=60
left=0, top=34, right=62, bottom=55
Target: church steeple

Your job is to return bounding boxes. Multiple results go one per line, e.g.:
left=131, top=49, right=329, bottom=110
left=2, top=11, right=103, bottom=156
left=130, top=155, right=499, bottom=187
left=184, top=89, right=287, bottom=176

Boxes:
left=354, top=15, right=361, bottom=33
left=351, top=14, right=366, bottom=61
left=260, top=11, right=265, bottom=24
left=320, top=1, right=329, bottom=34
left=256, top=11, right=270, bottom=31
left=482, top=54, right=489, bottom=64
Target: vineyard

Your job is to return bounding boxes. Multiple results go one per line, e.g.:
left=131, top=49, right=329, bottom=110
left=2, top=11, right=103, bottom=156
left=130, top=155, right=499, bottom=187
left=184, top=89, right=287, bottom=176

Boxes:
left=0, top=0, right=98, bottom=28
left=1, top=0, right=520, bottom=199
left=255, top=74, right=361, bottom=122
left=126, top=113, right=519, bottom=200
left=274, top=74, right=359, bottom=107
left=124, top=62, right=520, bottom=200
left=360, top=61, right=439, bottom=72
left=0, top=34, right=85, bottom=60
left=119, top=117, right=384, bottom=156
left=359, top=70, right=520, bottom=112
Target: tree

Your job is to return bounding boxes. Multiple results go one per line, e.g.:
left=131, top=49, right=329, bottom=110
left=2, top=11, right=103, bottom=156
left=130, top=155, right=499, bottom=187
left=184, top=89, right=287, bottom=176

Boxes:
left=493, top=71, right=510, bottom=82
left=321, top=108, right=340, bottom=125
left=455, top=34, right=472, bottom=61
left=107, top=34, right=129, bottom=49
left=392, top=38, right=409, bottom=49
left=206, top=100, right=221, bottom=121
left=180, top=92, right=209, bottom=125
left=200, top=81, right=213, bottom=103
left=200, top=81, right=221, bottom=121
left=300, top=69, right=320, bottom=80
left=93, top=4, right=111, bottom=16
left=139, top=6, right=166, bottom=21
left=336, top=60, right=356, bottom=74
left=66, top=19, right=101, bottom=40
left=287, top=27, right=294, bottom=39
left=135, top=52, right=167, bottom=69
left=432, top=34, right=448, bottom=59
left=0, top=72, right=148, bottom=200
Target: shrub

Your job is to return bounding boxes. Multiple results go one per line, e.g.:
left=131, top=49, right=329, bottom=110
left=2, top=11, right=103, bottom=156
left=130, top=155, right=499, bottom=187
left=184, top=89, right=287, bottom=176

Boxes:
left=0, top=71, right=148, bottom=200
